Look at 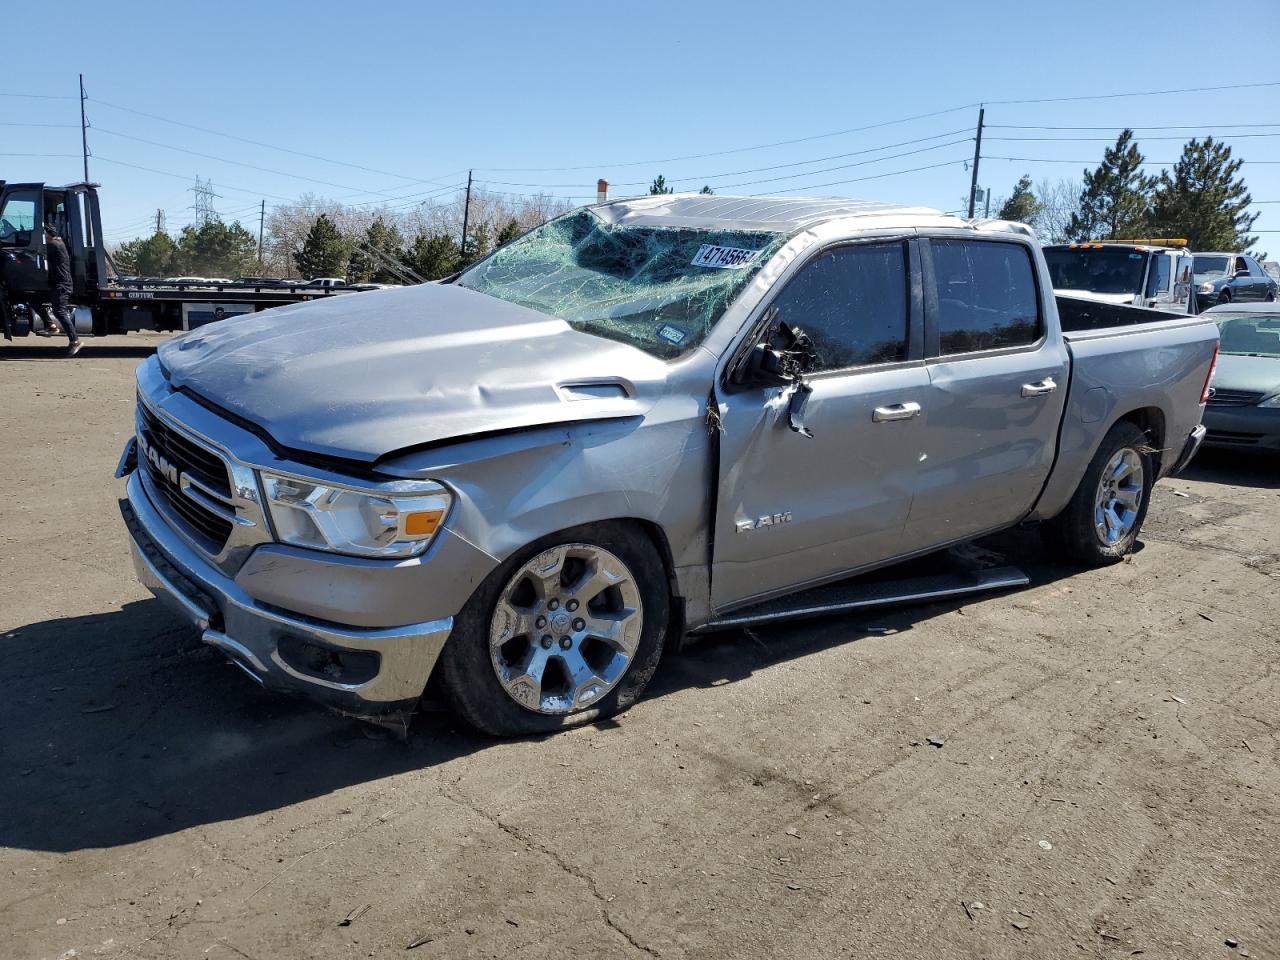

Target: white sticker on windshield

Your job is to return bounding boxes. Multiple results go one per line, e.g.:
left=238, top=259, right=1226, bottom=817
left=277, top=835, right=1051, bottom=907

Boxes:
left=657, top=324, right=687, bottom=345
left=691, top=244, right=763, bottom=269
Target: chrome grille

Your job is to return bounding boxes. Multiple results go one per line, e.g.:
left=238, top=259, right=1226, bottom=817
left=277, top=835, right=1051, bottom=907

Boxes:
left=137, top=400, right=235, bottom=550
left=1206, top=388, right=1265, bottom=407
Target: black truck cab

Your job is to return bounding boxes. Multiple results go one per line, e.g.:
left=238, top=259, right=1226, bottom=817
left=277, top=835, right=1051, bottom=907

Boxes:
left=1, top=181, right=107, bottom=339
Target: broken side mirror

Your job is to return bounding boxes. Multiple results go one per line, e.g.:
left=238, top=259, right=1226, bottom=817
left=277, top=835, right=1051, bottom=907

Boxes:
left=746, top=318, right=818, bottom=387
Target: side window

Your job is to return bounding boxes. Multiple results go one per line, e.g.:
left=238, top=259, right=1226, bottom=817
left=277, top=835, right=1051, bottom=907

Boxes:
left=1235, top=256, right=1249, bottom=276
left=930, top=240, right=1041, bottom=355
left=1145, top=254, right=1171, bottom=299
left=1246, top=257, right=1265, bottom=278
left=0, top=190, right=38, bottom=246
left=768, top=242, right=909, bottom=373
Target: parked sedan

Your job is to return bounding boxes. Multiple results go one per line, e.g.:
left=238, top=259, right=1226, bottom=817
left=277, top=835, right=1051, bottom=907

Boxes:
left=1201, top=303, right=1280, bottom=454
left=1194, top=252, right=1278, bottom=310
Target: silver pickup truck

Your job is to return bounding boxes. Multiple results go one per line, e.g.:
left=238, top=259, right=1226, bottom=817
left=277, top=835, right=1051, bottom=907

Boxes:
left=117, top=195, right=1218, bottom=736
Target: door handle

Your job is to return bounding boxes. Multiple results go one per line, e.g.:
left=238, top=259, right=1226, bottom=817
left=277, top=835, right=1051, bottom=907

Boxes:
left=872, top=401, right=921, bottom=422
left=1021, top=378, right=1058, bottom=398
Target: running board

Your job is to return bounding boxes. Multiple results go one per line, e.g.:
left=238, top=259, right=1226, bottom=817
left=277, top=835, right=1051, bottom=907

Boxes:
left=696, top=566, right=1029, bottom=632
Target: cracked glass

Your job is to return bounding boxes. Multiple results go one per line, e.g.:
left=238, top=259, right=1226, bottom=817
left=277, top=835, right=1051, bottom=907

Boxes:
left=457, top=210, right=787, bottom=359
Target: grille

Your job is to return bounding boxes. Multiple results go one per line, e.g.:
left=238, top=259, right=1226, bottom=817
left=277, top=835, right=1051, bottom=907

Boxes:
left=1206, top=388, right=1265, bottom=407
left=138, top=400, right=234, bottom=550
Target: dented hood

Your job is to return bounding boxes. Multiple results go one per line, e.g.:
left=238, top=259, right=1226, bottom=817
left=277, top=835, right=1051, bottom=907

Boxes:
left=157, top=283, right=668, bottom=462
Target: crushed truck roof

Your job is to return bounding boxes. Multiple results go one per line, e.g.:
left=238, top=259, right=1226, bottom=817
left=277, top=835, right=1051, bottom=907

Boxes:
left=590, top=193, right=962, bottom=232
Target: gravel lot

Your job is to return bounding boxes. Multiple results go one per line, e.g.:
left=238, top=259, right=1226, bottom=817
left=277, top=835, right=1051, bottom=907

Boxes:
left=2, top=335, right=1277, bottom=960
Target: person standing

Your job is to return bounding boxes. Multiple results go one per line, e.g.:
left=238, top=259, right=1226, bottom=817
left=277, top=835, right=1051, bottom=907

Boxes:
left=43, top=222, right=81, bottom=356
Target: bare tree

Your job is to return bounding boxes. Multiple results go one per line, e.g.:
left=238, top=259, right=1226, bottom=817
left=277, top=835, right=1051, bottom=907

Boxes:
left=1034, top=177, right=1083, bottom=244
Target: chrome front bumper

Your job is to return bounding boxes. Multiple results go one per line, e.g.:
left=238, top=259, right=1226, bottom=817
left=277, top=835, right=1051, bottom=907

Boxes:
left=122, top=469, right=452, bottom=719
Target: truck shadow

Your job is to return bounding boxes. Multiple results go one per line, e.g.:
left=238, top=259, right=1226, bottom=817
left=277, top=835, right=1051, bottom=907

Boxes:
left=0, top=532, right=1073, bottom=854
left=0, top=344, right=160, bottom=361
left=1181, top=449, right=1280, bottom=490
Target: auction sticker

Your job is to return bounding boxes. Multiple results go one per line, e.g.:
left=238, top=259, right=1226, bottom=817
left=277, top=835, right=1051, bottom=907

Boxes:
left=657, top=324, right=688, bottom=345
left=691, top=244, right=763, bottom=269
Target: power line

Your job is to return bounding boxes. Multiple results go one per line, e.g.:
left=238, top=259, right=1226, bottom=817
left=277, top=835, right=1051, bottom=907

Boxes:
left=763, top=156, right=971, bottom=196
left=987, top=155, right=1280, bottom=165
left=986, top=79, right=1280, bottom=106
left=990, top=123, right=1280, bottom=131
left=717, top=138, right=974, bottom=190
left=0, top=152, right=81, bottom=158
left=0, top=91, right=76, bottom=99
left=475, top=127, right=976, bottom=189
left=92, top=126, right=410, bottom=198
left=0, top=121, right=80, bottom=128
left=93, top=156, right=299, bottom=202
left=474, top=105, right=981, bottom=173
left=87, top=96, right=466, bottom=188
left=989, top=132, right=1280, bottom=142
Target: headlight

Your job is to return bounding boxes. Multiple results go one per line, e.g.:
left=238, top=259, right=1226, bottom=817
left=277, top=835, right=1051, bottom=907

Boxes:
left=1259, top=394, right=1280, bottom=408
left=260, top=472, right=451, bottom=558
left=1197, top=282, right=1215, bottom=295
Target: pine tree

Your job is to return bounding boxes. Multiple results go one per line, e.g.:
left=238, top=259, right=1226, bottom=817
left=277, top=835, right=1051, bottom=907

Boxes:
left=174, top=219, right=260, bottom=277
left=495, top=218, right=523, bottom=248
left=405, top=232, right=460, bottom=280
left=460, top=222, right=491, bottom=269
left=115, top=230, right=178, bottom=277
left=699, top=185, right=715, bottom=195
left=349, top=217, right=406, bottom=283
left=1066, top=130, right=1157, bottom=241
left=1151, top=137, right=1258, bottom=252
left=294, top=214, right=349, bottom=279
left=649, top=175, right=674, bottom=195
left=997, top=176, right=1042, bottom=227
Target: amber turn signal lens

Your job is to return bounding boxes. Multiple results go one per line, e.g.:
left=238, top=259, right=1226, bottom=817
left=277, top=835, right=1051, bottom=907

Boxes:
left=403, top=510, right=443, bottom=537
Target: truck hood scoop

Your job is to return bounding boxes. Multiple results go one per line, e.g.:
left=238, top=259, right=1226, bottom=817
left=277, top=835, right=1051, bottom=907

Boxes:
left=157, top=283, right=665, bottom=463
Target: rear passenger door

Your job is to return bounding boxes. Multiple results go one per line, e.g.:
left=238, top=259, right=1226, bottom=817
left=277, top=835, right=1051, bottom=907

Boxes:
left=899, top=237, right=1069, bottom=553
left=1246, top=256, right=1273, bottom=301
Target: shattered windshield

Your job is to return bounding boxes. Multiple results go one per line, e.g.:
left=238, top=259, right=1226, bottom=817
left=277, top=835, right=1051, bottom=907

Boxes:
left=1043, top=247, right=1148, bottom=295
left=457, top=210, right=787, bottom=359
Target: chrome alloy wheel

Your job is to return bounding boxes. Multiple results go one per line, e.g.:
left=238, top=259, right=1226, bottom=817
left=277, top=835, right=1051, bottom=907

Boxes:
left=489, top=543, right=644, bottom=715
left=1094, top=448, right=1144, bottom=546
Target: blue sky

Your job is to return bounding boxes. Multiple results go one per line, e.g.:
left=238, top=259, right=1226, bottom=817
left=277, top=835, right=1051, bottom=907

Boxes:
left=4, top=0, right=1279, bottom=251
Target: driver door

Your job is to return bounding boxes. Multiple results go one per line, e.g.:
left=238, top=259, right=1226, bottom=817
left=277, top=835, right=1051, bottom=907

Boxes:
left=0, top=187, right=48, bottom=297
left=710, top=239, right=929, bottom=612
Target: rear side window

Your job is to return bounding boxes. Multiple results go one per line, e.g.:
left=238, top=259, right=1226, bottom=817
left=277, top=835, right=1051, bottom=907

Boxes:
left=768, top=242, right=909, bottom=373
left=931, top=240, right=1041, bottom=355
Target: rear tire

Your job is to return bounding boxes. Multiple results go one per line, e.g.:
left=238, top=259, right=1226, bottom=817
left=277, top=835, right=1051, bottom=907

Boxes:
left=438, top=522, right=669, bottom=737
left=1041, top=421, right=1153, bottom=566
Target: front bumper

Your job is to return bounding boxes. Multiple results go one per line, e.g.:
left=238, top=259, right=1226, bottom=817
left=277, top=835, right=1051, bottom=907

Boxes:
left=122, top=469, right=452, bottom=719
left=1202, top=406, right=1280, bottom=453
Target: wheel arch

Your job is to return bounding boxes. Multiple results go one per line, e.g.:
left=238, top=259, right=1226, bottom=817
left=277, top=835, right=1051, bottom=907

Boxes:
left=1113, top=405, right=1167, bottom=475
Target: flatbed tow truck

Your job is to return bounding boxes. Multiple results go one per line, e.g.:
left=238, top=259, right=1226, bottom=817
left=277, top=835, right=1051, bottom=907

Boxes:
left=1, top=180, right=369, bottom=341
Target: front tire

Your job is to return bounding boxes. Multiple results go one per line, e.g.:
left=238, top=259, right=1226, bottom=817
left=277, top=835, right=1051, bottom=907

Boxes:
left=1041, top=421, right=1153, bottom=565
left=438, top=522, right=669, bottom=737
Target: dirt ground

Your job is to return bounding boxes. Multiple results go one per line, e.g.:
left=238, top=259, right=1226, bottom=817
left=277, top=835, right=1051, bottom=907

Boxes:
left=1, top=334, right=1277, bottom=960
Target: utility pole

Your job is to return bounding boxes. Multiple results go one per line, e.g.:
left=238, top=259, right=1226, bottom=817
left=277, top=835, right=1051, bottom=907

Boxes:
left=459, top=170, right=473, bottom=262
left=967, top=105, right=985, bottom=219
left=257, top=199, right=266, bottom=262
left=79, top=74, right=90, bottom=183
left=155, top=209, right=165, bottom=234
